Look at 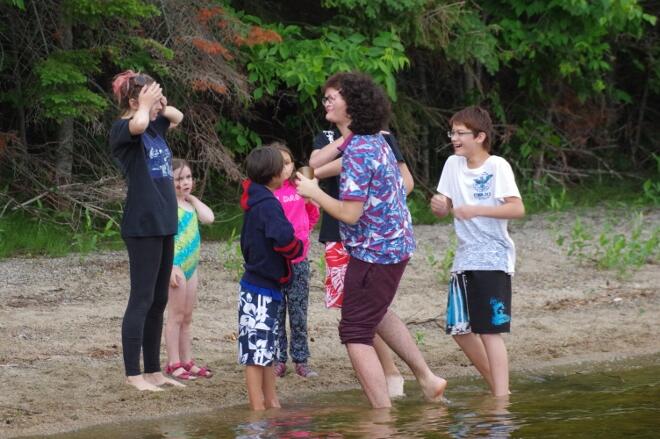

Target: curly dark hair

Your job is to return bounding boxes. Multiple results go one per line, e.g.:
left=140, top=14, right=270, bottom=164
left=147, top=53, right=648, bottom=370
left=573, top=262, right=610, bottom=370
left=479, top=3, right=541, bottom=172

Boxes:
left=324, top=72, right=390, bottom=135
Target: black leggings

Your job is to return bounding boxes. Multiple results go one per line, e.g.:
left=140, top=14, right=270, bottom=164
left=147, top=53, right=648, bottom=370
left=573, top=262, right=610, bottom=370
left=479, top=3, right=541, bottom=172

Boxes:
left=122, top=235, right=174, bottom=376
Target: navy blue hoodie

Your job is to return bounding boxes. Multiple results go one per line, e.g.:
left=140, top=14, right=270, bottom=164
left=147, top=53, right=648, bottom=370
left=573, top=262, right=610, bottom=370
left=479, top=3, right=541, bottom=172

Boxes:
left=240, top=179, right=303, bottom=292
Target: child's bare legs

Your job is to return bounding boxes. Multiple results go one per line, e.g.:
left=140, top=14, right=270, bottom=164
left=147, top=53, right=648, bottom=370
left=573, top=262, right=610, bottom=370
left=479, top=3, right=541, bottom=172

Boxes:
left=245, top=365, right=280, bottom=410
left=481, top=334, right=509, bottom=396
left=373, top=334, right=404, bottom=397
left=245, top=365, right=265, bottom=410
left=179, top=272, right=198, bottom=368
left=452, top=333, right=494, bottom=391
left=164, top=267, right=188, bottom=377
left=262, top=365, right=280, bottom=409
left=376, top=310, right=447, bottom=401
left=346, top=343, right=391, bottom=408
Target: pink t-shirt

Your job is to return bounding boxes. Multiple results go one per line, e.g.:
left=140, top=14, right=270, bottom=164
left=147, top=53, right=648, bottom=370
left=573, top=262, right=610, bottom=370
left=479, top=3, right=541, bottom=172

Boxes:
left=273, top=180, right=320, bottom=263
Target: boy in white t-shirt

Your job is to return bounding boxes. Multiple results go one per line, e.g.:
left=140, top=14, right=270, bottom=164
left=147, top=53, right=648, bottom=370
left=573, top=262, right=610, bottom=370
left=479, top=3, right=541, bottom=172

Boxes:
left=431, top=106, right=525, bottom=397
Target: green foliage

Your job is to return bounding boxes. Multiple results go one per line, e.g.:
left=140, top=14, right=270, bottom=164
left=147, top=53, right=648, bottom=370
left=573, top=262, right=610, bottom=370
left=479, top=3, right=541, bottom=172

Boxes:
left=0, top=211, right=121, bottom=258
left=2, top=0, right=24, bottom=9
left=63, top=0, right=159, bottom=25
left=424, top=233, right=456, bottom=286
left=640, top=179, right=660, bottom=205
left=216, top=120, right=262, bottom=155
left=322, top=0, right=426, bottom=20
left=35, top=51, right=107, bottom=122
left=221, top=228, right=244, bottom=282
left=445, top=9, right=500, bottom=74
left=557, top=211, right=659, bottom=277
left=201, top=202, right=244, bottom=241
left=72, top=209, right=120, bottom=257
left=407, top=190, right=445, bottom=225
left=484, top=0, right=654, bottom=99
left=414, top=329, right=426, bottom=345
left=245, top=26, right=408, bottom=104
left=106, top=37, right=174, bottom=78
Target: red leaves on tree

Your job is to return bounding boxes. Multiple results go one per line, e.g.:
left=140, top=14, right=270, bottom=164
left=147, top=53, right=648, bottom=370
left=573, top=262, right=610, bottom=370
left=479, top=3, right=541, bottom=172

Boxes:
left=192, top=79, right=228, bottom=95
left=191, top=38, right=234, bottom=60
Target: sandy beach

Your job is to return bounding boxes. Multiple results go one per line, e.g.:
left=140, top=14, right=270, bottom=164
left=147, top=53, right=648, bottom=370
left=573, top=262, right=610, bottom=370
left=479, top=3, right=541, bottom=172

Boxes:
left=1, top=209, right=658, bottom=438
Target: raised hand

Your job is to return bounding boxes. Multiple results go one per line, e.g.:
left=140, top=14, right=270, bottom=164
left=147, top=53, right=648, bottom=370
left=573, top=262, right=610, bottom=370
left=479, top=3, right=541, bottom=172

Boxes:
left=138, top=82, right=163, bottom=109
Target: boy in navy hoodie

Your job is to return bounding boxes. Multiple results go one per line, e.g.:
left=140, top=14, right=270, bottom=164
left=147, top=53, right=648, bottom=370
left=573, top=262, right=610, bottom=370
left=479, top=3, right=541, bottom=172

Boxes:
left=238, top=146, right=303, bottom=410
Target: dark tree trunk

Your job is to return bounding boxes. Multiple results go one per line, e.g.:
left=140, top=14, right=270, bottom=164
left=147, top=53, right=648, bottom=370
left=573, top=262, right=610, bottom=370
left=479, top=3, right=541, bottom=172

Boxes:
left=55, top=12, right=74, bottom=185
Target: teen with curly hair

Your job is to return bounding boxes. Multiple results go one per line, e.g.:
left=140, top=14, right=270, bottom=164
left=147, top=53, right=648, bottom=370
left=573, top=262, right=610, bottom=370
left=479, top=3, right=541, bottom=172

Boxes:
left=297, top=72, right=447, bottom=408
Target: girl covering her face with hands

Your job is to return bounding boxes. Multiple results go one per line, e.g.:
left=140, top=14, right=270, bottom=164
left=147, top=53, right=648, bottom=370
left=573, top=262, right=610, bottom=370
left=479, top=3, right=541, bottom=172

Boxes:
left=109, top=70, right=184, bottom=392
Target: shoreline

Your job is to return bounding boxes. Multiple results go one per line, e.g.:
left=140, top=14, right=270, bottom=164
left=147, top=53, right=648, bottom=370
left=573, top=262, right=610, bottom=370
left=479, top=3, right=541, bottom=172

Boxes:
left=1, top=211, right=659, bottom=438
left=8, top=350, right=660, bottom=439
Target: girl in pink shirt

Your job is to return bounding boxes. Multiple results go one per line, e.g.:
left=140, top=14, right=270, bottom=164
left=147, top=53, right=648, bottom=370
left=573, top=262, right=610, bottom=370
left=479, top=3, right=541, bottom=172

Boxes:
left=271, top=142, right=320, bottom=378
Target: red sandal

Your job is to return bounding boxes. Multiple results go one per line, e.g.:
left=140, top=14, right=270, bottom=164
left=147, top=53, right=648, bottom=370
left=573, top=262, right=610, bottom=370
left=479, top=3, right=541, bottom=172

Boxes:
left=183, top=360, right=213, bottom=378
left=165, top=362, right=196, bottom=380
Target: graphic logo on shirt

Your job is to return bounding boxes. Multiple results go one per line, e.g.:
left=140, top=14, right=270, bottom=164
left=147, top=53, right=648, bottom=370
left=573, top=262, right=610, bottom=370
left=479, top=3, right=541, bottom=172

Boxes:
left=490, top=298, right=511, bottom=326
left=142, top=131, right=173, bottom=179
left=473, top=172, right=493, bottom=200
left=323, top=130, right=335, bottom=143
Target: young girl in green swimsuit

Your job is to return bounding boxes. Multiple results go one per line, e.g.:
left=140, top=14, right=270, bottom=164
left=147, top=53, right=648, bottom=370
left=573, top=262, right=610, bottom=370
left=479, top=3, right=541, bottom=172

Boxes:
left=164, top=158, right=216, bottom=380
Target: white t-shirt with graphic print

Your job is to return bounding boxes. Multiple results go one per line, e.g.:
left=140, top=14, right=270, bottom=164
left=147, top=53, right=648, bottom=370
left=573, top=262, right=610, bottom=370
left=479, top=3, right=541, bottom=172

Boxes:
left=437, top=155, right=521, bottom=274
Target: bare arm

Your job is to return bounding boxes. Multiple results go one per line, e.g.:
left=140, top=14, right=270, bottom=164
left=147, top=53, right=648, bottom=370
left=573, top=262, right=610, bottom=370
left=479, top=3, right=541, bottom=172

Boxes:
left=309, top=136, right=344, bottom=169
left=452, top=196, right=525, bottom=220
left=314, top=157, right=342, bottom=179
left=399, top=162, right=414, bottom=195
left=159, top=96, right=184, bottom=129
left=296, top=173, right=363, bottom=225
left=187, top=195, right=215, bottom=224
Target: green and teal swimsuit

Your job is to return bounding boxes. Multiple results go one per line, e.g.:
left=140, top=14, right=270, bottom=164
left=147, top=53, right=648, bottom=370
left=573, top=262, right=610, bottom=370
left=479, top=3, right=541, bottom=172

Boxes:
left=173, top=207, right=201, bottom=279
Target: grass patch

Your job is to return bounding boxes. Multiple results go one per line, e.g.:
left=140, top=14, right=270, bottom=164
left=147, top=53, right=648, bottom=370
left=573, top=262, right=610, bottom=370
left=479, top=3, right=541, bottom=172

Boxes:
left=201, top=202, right=244, bottom=241
left=0, top=212, right=123, bottom=258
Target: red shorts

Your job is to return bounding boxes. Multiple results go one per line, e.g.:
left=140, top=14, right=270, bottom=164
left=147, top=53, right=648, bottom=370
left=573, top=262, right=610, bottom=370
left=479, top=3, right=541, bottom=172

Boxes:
left=323, top=242, right=349, bottom=308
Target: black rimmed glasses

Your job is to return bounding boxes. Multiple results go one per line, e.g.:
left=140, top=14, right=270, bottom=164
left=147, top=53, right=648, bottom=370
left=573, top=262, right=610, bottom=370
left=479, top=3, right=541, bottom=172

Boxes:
left=447, top=130, right=474, bottom=139
left=321, top=90, right=342, bottom=106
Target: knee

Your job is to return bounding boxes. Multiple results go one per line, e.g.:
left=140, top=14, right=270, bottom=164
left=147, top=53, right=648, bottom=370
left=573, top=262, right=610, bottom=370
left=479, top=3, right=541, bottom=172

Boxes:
left=338, top=321, right=375, bottom=346
left=181, top=314, right=193, bottom=327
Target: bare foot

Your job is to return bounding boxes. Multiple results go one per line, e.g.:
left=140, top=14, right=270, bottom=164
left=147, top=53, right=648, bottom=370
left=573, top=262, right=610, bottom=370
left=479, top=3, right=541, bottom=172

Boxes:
left=386, top=374, right=405, bottom=398
left=126, top=375, right=164, bottom=392
left=421, top=375, right=447, bottom=402
left=144, top=372, right=185, bottom=387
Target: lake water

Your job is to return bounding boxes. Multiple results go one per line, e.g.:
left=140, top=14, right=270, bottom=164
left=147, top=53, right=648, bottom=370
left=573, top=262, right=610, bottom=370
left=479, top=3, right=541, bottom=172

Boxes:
left=39, top=356, right=659, bottom=438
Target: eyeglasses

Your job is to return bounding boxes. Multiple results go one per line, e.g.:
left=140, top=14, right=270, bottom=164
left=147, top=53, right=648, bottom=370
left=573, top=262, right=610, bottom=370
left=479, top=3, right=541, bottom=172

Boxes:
left=321, top=91, right=342, bottom=106
left=447, top=130, right=474, bottom=138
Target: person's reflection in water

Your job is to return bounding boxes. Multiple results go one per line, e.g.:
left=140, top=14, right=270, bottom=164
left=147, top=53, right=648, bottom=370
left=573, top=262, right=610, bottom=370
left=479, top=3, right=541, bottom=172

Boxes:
left=235, top=409, right=346, bottom=439
left=350, top=408, right=396, bottom=439
left=476, top=395, right=517, bottom=438
left=448, top=395, right=516, bottom=439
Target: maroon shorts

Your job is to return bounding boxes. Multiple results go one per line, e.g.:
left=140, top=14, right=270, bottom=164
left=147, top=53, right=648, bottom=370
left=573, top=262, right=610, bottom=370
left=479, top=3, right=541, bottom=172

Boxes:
left=338, top=257, right=408, bottom=345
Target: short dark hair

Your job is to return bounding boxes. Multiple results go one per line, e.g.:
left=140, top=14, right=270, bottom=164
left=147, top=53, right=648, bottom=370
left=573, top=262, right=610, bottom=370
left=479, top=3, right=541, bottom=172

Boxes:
left=449, top=106, right=494, bottom=152
left=324, top=72, right=390, bottom=135
left=245, top=146, right=284, bottom=185
left=266, top=141, right=296, bottom=183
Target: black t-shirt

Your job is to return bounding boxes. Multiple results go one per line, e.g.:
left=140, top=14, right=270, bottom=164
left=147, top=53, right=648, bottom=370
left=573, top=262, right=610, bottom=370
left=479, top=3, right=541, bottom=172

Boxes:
left=110, top=115, right=177, bottom=238
left=311, top=129, right=405, bottom=243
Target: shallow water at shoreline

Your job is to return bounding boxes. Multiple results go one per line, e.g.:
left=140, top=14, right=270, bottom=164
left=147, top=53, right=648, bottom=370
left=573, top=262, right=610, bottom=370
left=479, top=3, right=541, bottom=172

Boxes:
left=26, top=355, right=660, bottom=439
